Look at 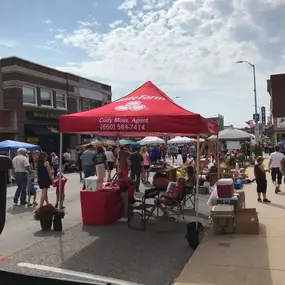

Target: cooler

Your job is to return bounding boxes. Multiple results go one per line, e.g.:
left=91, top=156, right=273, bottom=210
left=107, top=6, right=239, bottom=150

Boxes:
left=216, top=196, right=238, bottom=208
left=80, top=189, right=120, bottom=225
left=217, top=178, right=234, bottom=198
left=235, top=190, right=245, bottom=209
left=211, top=204, right=235, bottom=234
left=84, top=176, right=99, bottom=191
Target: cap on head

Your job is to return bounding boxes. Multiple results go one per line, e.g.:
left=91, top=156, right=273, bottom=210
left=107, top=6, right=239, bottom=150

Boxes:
left=17, top=148, right=27, bottom=155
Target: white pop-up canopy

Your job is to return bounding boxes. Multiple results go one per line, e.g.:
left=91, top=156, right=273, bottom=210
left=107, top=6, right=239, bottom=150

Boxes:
left=138, top=136, right=165, bottom=145
left=168, top=136, right=192, bottom=144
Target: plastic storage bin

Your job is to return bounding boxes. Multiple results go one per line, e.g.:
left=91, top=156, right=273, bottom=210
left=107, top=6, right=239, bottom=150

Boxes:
left=84, top=176, right=99, bottom=191
left=211, top=204, right=235, bottom=234
left=216, top=196, right=238, bottom=208
left=217, top=178, right=234, bottom=198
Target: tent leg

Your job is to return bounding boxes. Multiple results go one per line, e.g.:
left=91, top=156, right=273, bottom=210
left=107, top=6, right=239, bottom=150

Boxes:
left=58, top=132, right=63, bottom=208
left=216, top=135, right=220, bottom=177
left=9, top=151, right=12, bottom=187
left=195, top=135, right=200, bottom=230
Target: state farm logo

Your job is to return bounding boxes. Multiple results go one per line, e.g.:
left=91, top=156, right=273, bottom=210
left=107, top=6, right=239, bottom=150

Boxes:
left=115, top=101, right=146, bottom=111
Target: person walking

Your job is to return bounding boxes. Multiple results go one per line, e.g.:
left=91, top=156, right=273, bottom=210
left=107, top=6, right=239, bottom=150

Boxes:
left=50, top=152, right=59, bottom=179
left=181, top=144, right=188, bottom=164
left=105, top=146, right=115, bottom=181
left=37, top=152, right=53, bottom=207
left=81, top=144, right=95, bottom=179
left=129, top=147, right=144, bottom=192
left=188, top=143, right=197, bottom=161
left=77, top=148, right=84, bottom=182
left=141, top=147, right=150, bottom=184
left=118, top=145, right=130, bottom=179
left=169, top=144, right=178, bottom=163
left=12, top=148, right=30, bottom=205
left=268, top=145, right=284, bottom=194
left=93, top=146, right=108, bottom=188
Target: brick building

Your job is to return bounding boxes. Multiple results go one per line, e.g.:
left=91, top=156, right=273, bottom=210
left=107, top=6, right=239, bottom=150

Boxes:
left=0, top=56, right=112, bottom=153
left=267, top=73, right=285, bottom=141
left=207, top=114, right=224, bottom=131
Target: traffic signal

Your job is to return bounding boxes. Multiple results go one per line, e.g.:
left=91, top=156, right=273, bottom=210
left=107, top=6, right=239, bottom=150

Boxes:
left=261, top=106, right=266, bottom=125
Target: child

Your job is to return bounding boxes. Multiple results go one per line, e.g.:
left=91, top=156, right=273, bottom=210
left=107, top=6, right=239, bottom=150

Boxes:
left=53, top=172, right=67, bottom=209
left=27, top=170, right=37, bottom=207
left=238, top=168, right=255, bottom=184
left=254, top=156, right=270, bottom=203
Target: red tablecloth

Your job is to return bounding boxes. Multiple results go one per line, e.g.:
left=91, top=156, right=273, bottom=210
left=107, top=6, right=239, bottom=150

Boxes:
left=80, top=190, right=121, bottom=225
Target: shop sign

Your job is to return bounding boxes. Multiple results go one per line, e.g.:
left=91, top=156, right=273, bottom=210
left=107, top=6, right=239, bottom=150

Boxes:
left=26, top=111, right=61, bottom=120
left=277, top=117, right=285, bottom=129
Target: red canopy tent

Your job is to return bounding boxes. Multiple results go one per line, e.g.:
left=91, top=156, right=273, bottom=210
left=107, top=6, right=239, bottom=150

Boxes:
left=60, top=81, right=218, bottom=136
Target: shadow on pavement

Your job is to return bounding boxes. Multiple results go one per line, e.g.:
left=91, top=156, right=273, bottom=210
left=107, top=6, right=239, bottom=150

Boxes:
left=60, top=221, right=193, bottom=285
left=6, top=206, right=34, bottom=215
left=265, top=202, right=285, bottom=210
left=33, top=230, right=65, bottom=238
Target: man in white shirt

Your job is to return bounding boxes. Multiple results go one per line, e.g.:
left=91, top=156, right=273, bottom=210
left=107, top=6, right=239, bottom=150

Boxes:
left=268, top=145, right=284, bottom=193
left=12, top=148, right=30, bottom=205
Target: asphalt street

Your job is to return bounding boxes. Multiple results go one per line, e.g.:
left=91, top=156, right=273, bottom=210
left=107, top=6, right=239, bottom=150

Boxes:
left=0, top=162, right=212, bottom=285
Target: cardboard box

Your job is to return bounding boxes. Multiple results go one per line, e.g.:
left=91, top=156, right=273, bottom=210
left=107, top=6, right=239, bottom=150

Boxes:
left=235, top=208, right=259, bottom=234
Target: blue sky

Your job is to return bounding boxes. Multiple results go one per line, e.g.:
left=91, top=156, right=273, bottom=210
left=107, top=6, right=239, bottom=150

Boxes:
left=1, top=0, right=285, bottom=127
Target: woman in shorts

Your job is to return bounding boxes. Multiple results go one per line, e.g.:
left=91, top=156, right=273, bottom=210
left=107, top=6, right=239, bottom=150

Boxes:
left=37, top=152, right=53, bottom=207
left=141, top=147, right=150, bottom=183
left=254, top=156, right=270, bottom=203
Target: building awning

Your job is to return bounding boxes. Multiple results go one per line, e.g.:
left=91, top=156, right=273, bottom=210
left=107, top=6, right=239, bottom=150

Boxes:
left=26, top=125, right=59, bottom=135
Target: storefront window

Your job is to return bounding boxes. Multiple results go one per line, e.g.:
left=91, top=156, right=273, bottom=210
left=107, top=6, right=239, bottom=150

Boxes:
left=90, top=100, right=99, bottom=109
left=22, top=86, right=37, bottom=105
left=56, top=93, right=67, bottom=109
left=40, top=89, right=53, bottom=107
left=82, top=99, right=90, bottom=111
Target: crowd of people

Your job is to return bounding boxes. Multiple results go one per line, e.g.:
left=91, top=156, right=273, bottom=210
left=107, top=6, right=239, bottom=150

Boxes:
left=76, top=143, right=199, bottom=192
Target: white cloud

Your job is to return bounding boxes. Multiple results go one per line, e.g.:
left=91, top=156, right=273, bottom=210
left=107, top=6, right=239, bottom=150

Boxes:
left=118, top=0, right=137, bottom=10
left=0, top=40, right=16, bottom=47
left=77, top=20, right=100, bottom=27
left=42, top=19, right=53, bottom=25
left=109, top=20, right=124, bottom=29
left=54, top=0, right=285, bottom=126
left=49, top=28, right=66, bottom=33
left=36, top=41, right=66, bottom=54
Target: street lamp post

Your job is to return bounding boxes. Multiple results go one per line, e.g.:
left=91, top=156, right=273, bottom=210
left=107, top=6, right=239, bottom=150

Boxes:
left=236, top=60, right=260, bottom=143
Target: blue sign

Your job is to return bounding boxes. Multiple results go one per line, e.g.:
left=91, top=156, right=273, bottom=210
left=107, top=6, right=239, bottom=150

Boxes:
left=253, top=113, right=260, bottom=121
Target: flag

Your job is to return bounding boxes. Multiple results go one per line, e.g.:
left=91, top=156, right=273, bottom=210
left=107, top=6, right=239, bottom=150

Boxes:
left=245, top=120, right=256, bottom=128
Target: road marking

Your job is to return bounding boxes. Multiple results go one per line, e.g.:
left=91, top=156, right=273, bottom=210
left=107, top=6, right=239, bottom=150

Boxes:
left=17, top=263, right=143, bottom=285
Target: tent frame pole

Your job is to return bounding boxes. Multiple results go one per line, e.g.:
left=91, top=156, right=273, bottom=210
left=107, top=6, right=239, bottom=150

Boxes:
left=9, top=151, right=12, bottom=187
left=216, top=135, right=220, bottom=177
left=195, top=135, right=200, bottom=230
left=58, top=132, right=63, bottom=208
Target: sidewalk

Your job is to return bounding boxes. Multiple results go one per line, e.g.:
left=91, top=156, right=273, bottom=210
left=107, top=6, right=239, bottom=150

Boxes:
left=174, top=166, right=285, bottom=285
